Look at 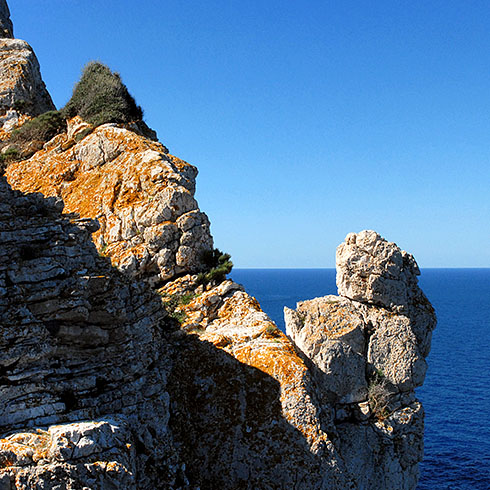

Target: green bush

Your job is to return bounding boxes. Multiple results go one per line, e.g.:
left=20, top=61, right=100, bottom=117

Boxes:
left=159, top=292, right=193, bottom=325
left=62, top=62, right=143, bottom=127
left=0, top=147, right=21, bottom=163
left=0, top=147, right=21, bottom=174
left=10, top=110, right=66, bottom=145
left=197, top=249, right=233, bottom=285
left=367, top=369, right=390, bottom=420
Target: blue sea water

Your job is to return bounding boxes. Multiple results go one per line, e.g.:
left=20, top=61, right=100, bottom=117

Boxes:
left=230, top=268, right=490, bottom=490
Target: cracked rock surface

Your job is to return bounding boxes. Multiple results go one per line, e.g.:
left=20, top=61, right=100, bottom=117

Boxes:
left=7, top=119, right=213, bottom=285
left=285, top=230, right=436, bottom=489
left=1, top=3, right=437, bottom=487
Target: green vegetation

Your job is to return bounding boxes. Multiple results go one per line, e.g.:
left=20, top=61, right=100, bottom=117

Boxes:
left=159, top=292, right=197, bottom=324
left=10, top=110, right=66, bottom=147
left=1, top=110, right=66, bottom=166
left=0, top=147, right=20, bottom=164
left=197, top=248, right=233, bottom=285
left=265, top=324, right=281, bottom=337
left=367, top=368, right=390, bottom=420
left=62, top=62, right=143, bottom=127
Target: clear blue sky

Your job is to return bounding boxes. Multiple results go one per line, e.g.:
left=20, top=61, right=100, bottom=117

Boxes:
left=10, top=0, right=490, bottom=267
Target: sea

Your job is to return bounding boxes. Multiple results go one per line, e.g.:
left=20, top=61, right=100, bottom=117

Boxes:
left=230, top=268, right=490, bottom=490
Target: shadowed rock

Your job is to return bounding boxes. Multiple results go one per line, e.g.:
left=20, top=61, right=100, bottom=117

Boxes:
left=0, top=0, right=13, bottom=39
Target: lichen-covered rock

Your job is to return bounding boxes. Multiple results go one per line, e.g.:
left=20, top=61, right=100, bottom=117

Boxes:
left=6, top=122, right=213, bottom=284
left=1, top=3, right=437, bottom=487
left=0, top=38, right=54, bottom=130
left=159, top=278, right=353, bottom=488
left=284, top=296, right=367, bottom=404
left=0, top=0, right=13, bottom=39
left=0, top=175, right=182, bottom=487
left=285, top=231, right=436, bottom=489
left=0, top=419, right=137, bottom=489
left=336, top=230, right=420, bottom=312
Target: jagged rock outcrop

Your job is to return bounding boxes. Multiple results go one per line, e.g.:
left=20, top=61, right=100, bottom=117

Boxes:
left=0, top=15, right=54, bottom=132
left=0, top=0, right=13, bottom=39
left=0, top=175, right=183, bottom=488
left=0, top=174, right=352, bottom=489
left=0, top=3, right=436, bottom=488
left=7, top=118, right=213, bottom=284
left=285, top=230, right=436, bottom=489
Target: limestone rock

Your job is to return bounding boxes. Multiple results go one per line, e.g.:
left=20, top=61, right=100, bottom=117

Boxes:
left=0, top=419, right=137, bottom=489
left=0, top=175, right=181, bottom=487
left=0, top=175, right=355, bottom=488
left=6, top=122, right=214, bottom=284
left=285, top=295, right=367, bottom=404
left=160, top=278, right=353, bottom=489
left=284, top=231, right=436, bottom=488
left=336, top=230, right=420, bottom=311
left=0, top=0, right=13, bottom=39
left=363, top=305, right=428, bottom=391
left=0, top=3, right=437, bottom=486
left=336, top=401, right=424, bottom=490
left=0, top=39, right=55, bottom=129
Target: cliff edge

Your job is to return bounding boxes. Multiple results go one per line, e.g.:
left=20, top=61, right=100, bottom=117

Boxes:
left=0, top=4, right=436, bottom=489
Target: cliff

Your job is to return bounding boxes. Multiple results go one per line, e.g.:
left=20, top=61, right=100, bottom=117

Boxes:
left=0, top=0, right=54, bottom=135
left=0, top=4, right=436, bottom=489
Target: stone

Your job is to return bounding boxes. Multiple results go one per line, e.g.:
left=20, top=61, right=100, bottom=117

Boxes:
left=0, top=419, right=137, bottom=489
left=0, top=4, right=437, bottom=486
left=7, top=123, right=214, bottom=284
left=0, top=39, right=54, bottom=127
left=336, top=230, right=420, bottom=311
left=0, top=0, right=13, bottom=39
left=285, top=295, right=367, bottom=404
left=284, top=231, right=436, bottom=487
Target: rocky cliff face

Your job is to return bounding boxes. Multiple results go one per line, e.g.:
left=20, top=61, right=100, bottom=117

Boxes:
left=0, top=4, right=436, bottom=489
left=0, top=2, right=54, bottom=133
left=7, top=117, right=213, bottom=284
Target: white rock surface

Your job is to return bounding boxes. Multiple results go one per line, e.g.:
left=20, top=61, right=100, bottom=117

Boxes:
left=336, top=230, right=420, bottom=311
left=285, top=230, right=437, bottom=489
left=0, top=38, right=54, bottom=126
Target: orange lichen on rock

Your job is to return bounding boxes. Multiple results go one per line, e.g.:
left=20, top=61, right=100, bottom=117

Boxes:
left=0, top=430, right=51, bottom=468
left=159, top=276, right=331, bottom=450
left=6, top=120, right=213, bottom=282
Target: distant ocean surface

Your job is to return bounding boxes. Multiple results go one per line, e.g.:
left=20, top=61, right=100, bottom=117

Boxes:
left=230, top=268, right=490, bottom=490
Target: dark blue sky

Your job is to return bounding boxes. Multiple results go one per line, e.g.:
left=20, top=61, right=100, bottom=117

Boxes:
left=10, top=0, right=490, bottom=267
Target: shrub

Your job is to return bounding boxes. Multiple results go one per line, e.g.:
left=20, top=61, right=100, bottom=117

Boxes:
left=0, top=147, right=20, bottom=163
left=367, top=369, right=390, bottom=419
left=264, top=324, right=281, bottom=337
left=197, top=249, right=233, bottom=285
left=62, top=62, right=143, bottom=127
left=159, top=293, right=194, bottom=325
left=10, top=110, right=66, bottom=146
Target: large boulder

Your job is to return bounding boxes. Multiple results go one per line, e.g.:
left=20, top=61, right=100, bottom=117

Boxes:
left=336, top=230, right=420, bottom=312
left=284, top=295, right=367, bottom=404
left=285, top=230, right=437, bottom=488
left=7, top=122, right=214, bottom=284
